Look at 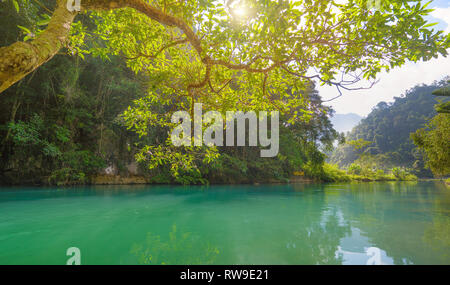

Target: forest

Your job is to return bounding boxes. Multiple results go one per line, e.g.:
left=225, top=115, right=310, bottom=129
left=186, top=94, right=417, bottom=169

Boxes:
left=329, top=80, right=450, bottom=180
left=0, top=0, right=340, bottom=185
left=0, top=0, right=449, bottom=185
left=1, top=0, right=450, bottom=268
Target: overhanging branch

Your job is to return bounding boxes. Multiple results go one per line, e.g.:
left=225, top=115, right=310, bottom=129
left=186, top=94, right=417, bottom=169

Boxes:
left=0, top=0, right=76, bottom=93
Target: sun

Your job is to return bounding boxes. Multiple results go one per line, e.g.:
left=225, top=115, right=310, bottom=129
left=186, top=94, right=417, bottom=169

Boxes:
left=233, top=6, right=247, bottom=17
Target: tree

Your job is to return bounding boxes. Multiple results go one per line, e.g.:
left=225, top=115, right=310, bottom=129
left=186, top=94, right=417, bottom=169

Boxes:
left=432, top=80, right=450, bottom=113
left=2, top=0, right=449, bottom=183
left=411, top=114, right=450, bottom=176
left=1, top=0, right=449, bottom=101
left=411, top=80, right=450, bottom=177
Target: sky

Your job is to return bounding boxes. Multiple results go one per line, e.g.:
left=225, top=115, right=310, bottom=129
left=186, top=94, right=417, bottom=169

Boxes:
left=319, top=0, right=450, bottom=117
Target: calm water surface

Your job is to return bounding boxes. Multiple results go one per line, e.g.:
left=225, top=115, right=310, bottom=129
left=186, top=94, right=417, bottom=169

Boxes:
left=0, top=181, right=449, bottom=265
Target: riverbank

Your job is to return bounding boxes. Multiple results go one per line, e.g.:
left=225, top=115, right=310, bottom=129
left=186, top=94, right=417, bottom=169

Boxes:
left=1, top=163, right=442, bottom=187
left=316, top=163, right=420, bottom=183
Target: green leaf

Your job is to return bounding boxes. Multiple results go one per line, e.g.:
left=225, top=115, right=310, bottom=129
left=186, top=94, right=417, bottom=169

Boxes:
left=12, top=0, right=19, bottom=12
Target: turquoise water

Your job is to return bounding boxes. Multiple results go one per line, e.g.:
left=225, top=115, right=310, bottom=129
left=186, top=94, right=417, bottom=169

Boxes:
left=0, top=181, right=449, bottom=265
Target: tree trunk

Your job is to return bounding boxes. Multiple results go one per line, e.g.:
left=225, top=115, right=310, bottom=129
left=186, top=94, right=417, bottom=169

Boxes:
left=0, top=0, right=200, bottom=94
left=0, top=0, right=76, bottom=93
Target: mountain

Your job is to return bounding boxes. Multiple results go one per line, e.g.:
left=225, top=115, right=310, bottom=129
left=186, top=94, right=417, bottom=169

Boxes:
left=328, top=80, right=450, bottom=177
left=330, top=113, right=363, bottom=133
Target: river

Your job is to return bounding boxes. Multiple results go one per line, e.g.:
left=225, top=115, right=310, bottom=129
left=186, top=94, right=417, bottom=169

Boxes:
left=0, top=181, right=448, bottom=264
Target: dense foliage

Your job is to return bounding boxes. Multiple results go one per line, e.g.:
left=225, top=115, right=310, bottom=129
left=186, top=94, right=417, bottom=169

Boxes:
left=123, top=85, right=338, bottom=184
left=411, top=114, right=450, bottom=176
left=329, top=80, right=450, bottom=177
left=0, top=55, right=147, bottom=184
left=0, top=2, right=338, bottom=185
left=1, top=1, right=449, bottom=184
left=411, top=81, right=450, bottom=177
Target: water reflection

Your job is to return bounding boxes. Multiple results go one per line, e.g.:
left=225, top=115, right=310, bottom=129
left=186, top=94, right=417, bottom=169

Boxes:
left=335, top=227, right=395, bottom=265
left=423, top=214, right=450, bottom=261
left=324, top=181, right=450, bottom=264
left=0, top=182, right=448, bottom=264
left=422, top=183, right=450, bottom=262
left=130, top=225, right=220, bottom=265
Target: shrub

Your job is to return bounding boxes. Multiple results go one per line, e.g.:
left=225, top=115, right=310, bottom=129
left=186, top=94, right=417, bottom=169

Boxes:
left=347, top=163, right=362, bottom=175
left=320, top=163, right=351, bottom=182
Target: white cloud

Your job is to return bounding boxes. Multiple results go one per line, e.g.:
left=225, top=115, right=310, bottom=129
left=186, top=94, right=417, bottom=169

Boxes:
left=431, top=6, right=450, bottom=33
left=319, top=55, right=450, bottom=116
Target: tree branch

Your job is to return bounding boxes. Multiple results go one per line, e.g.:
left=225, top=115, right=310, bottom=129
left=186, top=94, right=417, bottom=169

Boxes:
left=0, top=0, right=76, bottom=93
left=0, top=0, right=205, bottom=94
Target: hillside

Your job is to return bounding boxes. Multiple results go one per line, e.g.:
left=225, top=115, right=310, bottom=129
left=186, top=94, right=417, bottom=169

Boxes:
left=328, top=80, right=449, bottom=177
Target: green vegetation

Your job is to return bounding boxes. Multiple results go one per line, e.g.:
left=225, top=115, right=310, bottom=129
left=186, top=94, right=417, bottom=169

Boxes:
left=1, top=1, right=339, bottom=185
left=0, top=1, right=448, bottom=185
left=411, top=114, right=450, bottom=177
left=319, top=163, right=417, bottom=183
left=411, top=81, right=450, bottom=177
left=0, top=53, right=144, bottom=185
left=432, top=81, right=450, bottom=113
left=124, top=84, right=339, bottom=184
left=329, top=81, right=450, bottom=178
